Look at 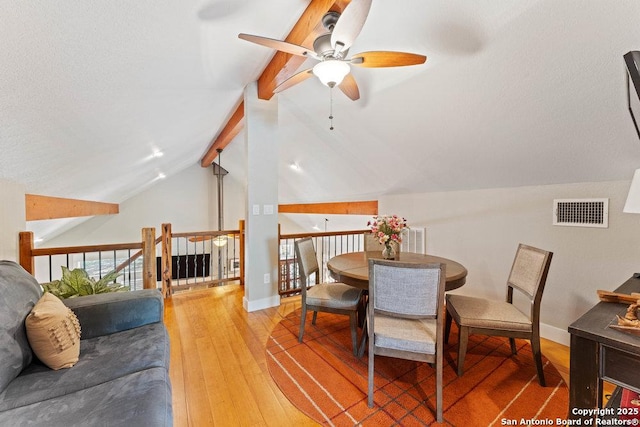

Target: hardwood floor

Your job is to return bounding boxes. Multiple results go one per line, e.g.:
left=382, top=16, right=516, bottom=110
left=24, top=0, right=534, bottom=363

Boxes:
left=166, top=284, right=573, bottom=427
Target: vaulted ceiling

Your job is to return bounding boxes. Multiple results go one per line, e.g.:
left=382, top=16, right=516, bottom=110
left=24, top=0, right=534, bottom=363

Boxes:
left=2, top=1, right=640, bottom=239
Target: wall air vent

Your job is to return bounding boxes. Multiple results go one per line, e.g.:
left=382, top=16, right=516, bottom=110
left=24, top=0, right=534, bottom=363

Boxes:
left=553, top=199, right=608, bottom=228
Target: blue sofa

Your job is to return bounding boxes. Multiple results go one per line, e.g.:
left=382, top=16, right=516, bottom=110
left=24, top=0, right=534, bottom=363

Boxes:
left=0, top=260, right=173, bottom=426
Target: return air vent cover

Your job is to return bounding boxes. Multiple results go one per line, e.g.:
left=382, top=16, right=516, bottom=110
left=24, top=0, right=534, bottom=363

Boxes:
left=553, top=198, right=608, bottom=228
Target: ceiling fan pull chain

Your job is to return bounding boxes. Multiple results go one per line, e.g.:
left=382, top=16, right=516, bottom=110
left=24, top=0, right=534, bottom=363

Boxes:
left=329, top=87, right=334, bottom=130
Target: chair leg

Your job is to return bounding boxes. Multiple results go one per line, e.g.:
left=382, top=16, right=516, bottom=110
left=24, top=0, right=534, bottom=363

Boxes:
left=444, top=310, right=452, bottom=344
left=311, top=311, right=318, bottom=325
left=436, top=349, right=443, bottom=422
left=357, top=317, right=368, bottom=358
left=368, top=330, right=375, bottom=407
left=349, top=312, right=358, bottom=356
left=509, top=338, right=517, bottom=355
left=456, top=326, right=469, bottom=376
left=298, top=305, right=307, bottom=343
left=530, top=336, right=546, bottom=387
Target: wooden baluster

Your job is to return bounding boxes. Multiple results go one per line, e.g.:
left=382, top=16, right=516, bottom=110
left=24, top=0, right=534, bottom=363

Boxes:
left=142, top=227, right=157, bottom=290
left=239, top=220, right=245, bottom=287
left=161, top=223, right=172, bottom=297
left=19, top=231, right=35, bottom=275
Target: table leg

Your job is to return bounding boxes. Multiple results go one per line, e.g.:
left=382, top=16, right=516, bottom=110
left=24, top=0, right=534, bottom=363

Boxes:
left=568, top=334, right=601, bottom=421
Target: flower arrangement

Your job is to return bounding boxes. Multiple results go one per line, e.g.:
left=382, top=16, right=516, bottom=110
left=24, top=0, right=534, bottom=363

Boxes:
left=367, top=215, right=409, bottom=245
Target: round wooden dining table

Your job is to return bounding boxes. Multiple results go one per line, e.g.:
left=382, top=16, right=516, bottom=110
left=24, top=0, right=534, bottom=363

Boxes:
left=327, top=251, right=468, bottom=291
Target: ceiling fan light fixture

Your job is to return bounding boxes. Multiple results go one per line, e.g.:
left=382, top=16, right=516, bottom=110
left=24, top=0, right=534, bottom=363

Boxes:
left=313, top=60, right=350, bottom=88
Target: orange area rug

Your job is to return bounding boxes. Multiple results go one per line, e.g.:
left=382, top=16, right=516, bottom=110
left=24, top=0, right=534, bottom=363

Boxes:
left=266, top=309, right=568, bottom=426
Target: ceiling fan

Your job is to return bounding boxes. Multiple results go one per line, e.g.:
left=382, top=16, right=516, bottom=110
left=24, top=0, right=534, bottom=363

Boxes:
left=238, top=0, right=426, bottom=101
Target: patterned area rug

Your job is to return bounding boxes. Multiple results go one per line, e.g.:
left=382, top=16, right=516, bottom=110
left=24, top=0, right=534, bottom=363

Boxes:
left=266, top=309, right=568, bottom=426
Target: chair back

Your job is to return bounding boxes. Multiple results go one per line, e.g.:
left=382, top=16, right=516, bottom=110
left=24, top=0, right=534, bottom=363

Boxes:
left=507, top=244, right=553, bottom=303
left=369, top=259, right=445, bottom=319
left=294, top=237, right=320, bottom=287
left=364, top=232, right=401, bottom=256
left=363, top=232, right=380, bottom=251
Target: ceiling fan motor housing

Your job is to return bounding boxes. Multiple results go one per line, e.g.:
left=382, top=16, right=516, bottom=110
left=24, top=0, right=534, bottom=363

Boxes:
left=313, top=33, right=348, bottom=59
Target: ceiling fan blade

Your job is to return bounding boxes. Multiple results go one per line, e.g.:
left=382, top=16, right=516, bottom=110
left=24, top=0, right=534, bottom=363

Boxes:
left=351, top=51, right=427, bottom=68
left=338, top=73, right=360, bottom=101
left=273, top=68, right=315, bottom=93
left=238, top=33, right=318, bottom=59
left=330, top=0, right=372, bottom=52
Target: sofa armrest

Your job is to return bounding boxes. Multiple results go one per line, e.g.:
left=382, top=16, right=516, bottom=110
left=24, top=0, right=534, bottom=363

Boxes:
left=62, top=289, right=164, bottom=340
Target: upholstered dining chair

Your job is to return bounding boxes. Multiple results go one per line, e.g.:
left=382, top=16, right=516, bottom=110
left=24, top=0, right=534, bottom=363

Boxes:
left=366, top=259, right=446, bottom=423
left=363, top=232, right=400, bottom=256
left=445, top=243, right=553, bottom=386
left=294, top=237, right=363, bottom=355
left=363, top=232, right=380, bottom=251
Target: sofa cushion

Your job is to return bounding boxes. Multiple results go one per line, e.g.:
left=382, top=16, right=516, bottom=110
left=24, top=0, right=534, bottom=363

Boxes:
left=0, top=322, right=169, bottom=411
left=63, top=289, right=164, bottom=339
left=0, top=261, right=42, bottom=394
left=0, top=367, right=172, bottom=427
left=26, top=293, right=81, bottom=370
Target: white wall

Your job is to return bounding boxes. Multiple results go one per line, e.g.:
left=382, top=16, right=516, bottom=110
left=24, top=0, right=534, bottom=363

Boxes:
left=0, top=178, right=26, bottom=261
left=383, top=179, right=640, bottom=345
left=46, top=164, right=215, bottom=247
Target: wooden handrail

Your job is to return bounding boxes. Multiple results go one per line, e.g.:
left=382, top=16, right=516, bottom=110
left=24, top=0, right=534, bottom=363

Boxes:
left=31, top=242, right=142, bottom=257
left=280, top=229, right=369, bottom=240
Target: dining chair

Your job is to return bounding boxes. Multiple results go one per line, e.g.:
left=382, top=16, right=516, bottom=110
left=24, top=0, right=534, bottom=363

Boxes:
left=363, top=232, right=400, bottom=256
left=363, top=232, right=380, bottom=251
left=294, top=237, right=363, bottom=355
left=445, top=243, right=553, bottom=386
left=366, top=259, right=446, bottom=422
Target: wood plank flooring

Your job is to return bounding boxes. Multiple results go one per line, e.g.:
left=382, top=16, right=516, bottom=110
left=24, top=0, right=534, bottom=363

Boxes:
left=166, top=284, right=572, bottom=427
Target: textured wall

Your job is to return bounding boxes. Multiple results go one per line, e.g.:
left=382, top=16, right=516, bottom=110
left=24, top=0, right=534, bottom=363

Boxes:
left=45, top=165, right=214, bottom=247
left=0, top=179, right=26, bottom=261
left=382, top=180, right=639, bottom=344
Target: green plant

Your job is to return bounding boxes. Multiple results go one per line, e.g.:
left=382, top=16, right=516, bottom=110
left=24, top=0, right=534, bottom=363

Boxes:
left=42, top=266, right=127, bottom=299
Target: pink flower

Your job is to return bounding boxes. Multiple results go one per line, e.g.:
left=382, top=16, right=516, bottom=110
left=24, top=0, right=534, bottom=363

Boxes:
left=367, top=215, right=408, bottom=245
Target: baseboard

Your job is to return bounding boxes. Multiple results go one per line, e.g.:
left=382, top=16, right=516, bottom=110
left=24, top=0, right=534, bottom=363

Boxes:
left=540, top=322, right=570, bottom=346
left=243, top=294, right=281, bottom=312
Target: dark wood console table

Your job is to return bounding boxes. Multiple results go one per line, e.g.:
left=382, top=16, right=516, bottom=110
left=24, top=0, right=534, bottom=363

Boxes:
left=568, top=276, right=640, bottom=421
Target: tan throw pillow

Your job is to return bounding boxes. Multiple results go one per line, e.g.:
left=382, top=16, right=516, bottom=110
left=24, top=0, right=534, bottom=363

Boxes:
left=26, top=293, right=81, bottom=370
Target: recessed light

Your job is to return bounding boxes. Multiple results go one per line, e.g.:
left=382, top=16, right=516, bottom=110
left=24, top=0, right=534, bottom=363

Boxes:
left=290, top=162, right=301, bottom=171
left=157, top=172, right=166, bottom=179
left=152, top=150, right=164, bottom=158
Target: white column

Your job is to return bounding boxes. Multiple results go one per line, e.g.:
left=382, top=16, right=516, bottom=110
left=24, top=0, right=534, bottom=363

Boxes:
left=243, top=82, right=280, bottom=312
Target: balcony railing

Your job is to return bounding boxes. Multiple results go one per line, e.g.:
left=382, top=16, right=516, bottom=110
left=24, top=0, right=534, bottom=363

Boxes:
left=19, top=229, right=157, bottom=291
left=161, top=223, right=244, bottom=294
left=20, top=222, right=422, bottom=299
left=19, top=221, right=246, bottom=296
left=278, top=229, right=368, bottom=297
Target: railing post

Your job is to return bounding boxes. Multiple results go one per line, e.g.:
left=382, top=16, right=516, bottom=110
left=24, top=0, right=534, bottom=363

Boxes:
left=142, top=227, right=157, bottom=290
left=239, top=219, right=245, bottom=287
left=277, top=223, right=282, bottom=292
left=19, top=231, right=35, bottom=275
left=161, top=223, right=172, bottom=297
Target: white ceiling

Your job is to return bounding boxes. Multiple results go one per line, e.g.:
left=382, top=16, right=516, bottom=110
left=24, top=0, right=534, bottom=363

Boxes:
left=3, top=1, right=640, bottom=237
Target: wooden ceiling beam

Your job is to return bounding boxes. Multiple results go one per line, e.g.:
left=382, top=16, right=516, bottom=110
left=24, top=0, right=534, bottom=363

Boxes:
left=256, top=0, right=351, bottom=101
left=200, top=0, right=351, bottom=167
left=200, top=101, right=244, bottom=167
left=279, top=200, right=378, bottom=215
left=25, top=194, right=119, bottom=221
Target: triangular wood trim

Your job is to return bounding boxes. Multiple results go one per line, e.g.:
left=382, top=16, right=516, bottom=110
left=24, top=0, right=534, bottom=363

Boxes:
left=279, top=200, right=377, bottom=215
left=25, top=194, right=119, bottom=221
